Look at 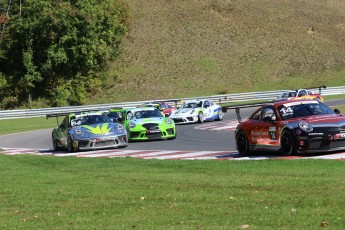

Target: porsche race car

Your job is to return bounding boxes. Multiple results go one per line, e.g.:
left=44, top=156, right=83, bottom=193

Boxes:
left=108, top=107, right=176, bottom=141
left=277, top=87, right=325, bottom=102
left=47, top=111, right=128, bottom=152
left=169, top=99, right=223, bottom=124
left=142, top=101, right=176, bottom=116
left=225, top=99, right=345, bottom=156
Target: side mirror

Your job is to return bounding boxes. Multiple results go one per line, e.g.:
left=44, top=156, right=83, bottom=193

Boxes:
left=165, top=114, right=170, bottom=117
left=334, top=109, right=341, bottom=114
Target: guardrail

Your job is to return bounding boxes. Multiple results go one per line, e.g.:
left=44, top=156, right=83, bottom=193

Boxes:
left=1, top=86, right=345, bottom=120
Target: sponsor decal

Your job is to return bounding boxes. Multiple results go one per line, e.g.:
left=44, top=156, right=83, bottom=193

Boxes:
left=83, top=123, right=111, bottom=135
left=283, top=101, right=319, bottom=107
left=146, top=130, right=160, bottom=134
left=251, top=131, right=269, bottom=142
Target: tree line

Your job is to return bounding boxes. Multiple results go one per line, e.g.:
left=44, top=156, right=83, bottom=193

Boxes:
left=0, top=0, right=127, bottom=109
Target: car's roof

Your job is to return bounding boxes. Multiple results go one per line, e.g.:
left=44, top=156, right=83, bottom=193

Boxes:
left=129, top=107, right=157, bottom=112
left=69, top=111, right=104, bottom=118
left=183, top=99, right=207, bottom=103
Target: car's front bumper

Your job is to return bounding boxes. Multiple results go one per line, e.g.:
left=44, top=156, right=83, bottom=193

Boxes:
left=73, top=134, right=128, bottom=150
left=296, top=133, right=345, bottom=153
left=170, top=116, right=198, bottom=124
left=128, top=128, right=176, bottom=141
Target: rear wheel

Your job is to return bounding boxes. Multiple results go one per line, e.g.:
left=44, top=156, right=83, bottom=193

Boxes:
left=216, top=110, right=223, bottom=121
left=67, top=135, right=75, bottom=152
left=280, top=130, right=296, bottom=156
left=235, top=130, right=251, bottom=156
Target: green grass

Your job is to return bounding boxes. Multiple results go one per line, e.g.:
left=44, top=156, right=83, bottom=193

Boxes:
left=0, top=155, right=344, bottom=229
left=89, top=0, right=345, bottom=104
left=0, top=117, right=58, bottom=135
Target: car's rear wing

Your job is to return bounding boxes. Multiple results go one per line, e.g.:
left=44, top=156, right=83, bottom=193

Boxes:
left=46, top=113, right=71, bottom=119
left=222, top=102, right=265, bottom=123
left=298, top=85, right=326, bottom=94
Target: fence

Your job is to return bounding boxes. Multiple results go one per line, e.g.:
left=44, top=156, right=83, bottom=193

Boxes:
left=0, top=86, right=344, bottom=120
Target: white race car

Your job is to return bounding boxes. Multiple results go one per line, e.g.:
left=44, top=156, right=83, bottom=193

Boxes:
left=169, top=99, right=223, bottom=124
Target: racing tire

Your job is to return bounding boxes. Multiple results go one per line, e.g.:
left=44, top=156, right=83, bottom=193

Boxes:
left=216, top=110, right=223, bottom=121
left=198, top=112, right=205, bottom=123
left=280, top=130, right=297, bottom=156
left=167, top=136, right=176, bottom=140
left=52, top=135, right=60, bottom=151
left=235, top=130, right=251, bottom=156
left=67, top=134, right=75, bottom=153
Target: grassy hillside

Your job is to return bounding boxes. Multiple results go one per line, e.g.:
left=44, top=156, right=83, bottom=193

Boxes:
left=93, top=0, right=345, bottom=103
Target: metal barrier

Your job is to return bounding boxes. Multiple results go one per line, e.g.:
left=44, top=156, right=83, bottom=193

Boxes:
left=0, top=86, right=344, bottom=119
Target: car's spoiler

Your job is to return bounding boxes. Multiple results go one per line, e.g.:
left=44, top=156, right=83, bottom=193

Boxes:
left=297, top=85, right=326, bottom=94
left=46, top=113, right=71, bottom=119
left=222, top=102, right=266, bottom=123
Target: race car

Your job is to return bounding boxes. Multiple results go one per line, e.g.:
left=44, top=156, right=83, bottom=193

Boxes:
left=142, top=101, right=176, bottom=116
left=109, top=107, right=176, bottom=141
left=225, top=100, right=345, bottom=156
left=169, top=99, right=223, bottom=124
left=277, top=87, right=325, bottom=102
left=47, top=111, right=128, bottom=152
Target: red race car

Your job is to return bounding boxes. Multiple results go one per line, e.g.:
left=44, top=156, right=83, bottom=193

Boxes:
left=142, top=101, right=176, bottom=116
left=223, top=99, right=345, bottom=156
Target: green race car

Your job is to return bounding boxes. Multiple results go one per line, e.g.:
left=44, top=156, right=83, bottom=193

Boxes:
left=108, top=107, right=176, bottom=141
left=47, top=111, right=128, bottom=152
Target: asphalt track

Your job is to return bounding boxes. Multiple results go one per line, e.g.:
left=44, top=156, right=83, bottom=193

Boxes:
left=1, top=99, right=345, bottom=160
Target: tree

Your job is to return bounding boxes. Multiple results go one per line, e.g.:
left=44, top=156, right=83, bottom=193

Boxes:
left=0, top=0, right=127, bottom=108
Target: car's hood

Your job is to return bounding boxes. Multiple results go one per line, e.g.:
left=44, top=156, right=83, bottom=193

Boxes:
left=71, top=123, right=125, bottom=136
left=172, top=108, right=198, bottom=115
left=130, top=117, right=164, bottom=124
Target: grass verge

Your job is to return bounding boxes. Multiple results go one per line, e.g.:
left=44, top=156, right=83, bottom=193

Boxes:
left=0, top=117, right=58, bottom=136
left=0, top=155, right=344, bottom=229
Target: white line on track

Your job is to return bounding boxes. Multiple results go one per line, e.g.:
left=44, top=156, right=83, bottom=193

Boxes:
left=1, top=147, right=345, bottom=160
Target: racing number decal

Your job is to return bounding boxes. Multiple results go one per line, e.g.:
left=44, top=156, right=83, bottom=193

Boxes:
left=269, top=127, right=277, bottom=140
left=280, top=107, right=293, bottom=115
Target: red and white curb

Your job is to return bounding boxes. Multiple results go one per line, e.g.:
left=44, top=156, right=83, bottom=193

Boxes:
left=1, top=148, right=345, bottom=160
left=195, top=120, right=239, bottom=131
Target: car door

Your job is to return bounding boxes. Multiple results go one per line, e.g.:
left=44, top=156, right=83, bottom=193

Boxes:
left=252, top=106, right=281, bottom=150
left=202, top=100, right=213, bottom=119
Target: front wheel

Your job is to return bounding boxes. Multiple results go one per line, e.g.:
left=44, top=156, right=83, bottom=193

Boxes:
left=235, top=130, right=251, bottom=156
left=67, top=135, right=75, bottom=152
left=52, top=135, right=60, bottom=151
left=280, top=130, right=296, bottom=156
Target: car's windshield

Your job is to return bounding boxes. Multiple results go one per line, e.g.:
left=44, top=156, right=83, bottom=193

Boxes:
left=107, top=112, right=122, bottom=119
left=132, top=109, right=163, bottom=119
left=70, top=114, right=111, bottom=126
left=278, top=101, right=335, bottom=120
left=180, top=102, right=201, bottom=109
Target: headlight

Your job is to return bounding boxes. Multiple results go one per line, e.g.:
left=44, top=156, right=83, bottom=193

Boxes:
left=190, top=109, right=195, bottom=114
left=75, top=129, right=83, bottom=136
left=166, top=118, right=173, bottom=124
left=299, top=121, right=313, bottom=132
left=117, top=124, right=124, bottom=131
left=128, top=122, right=136, bottom=128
